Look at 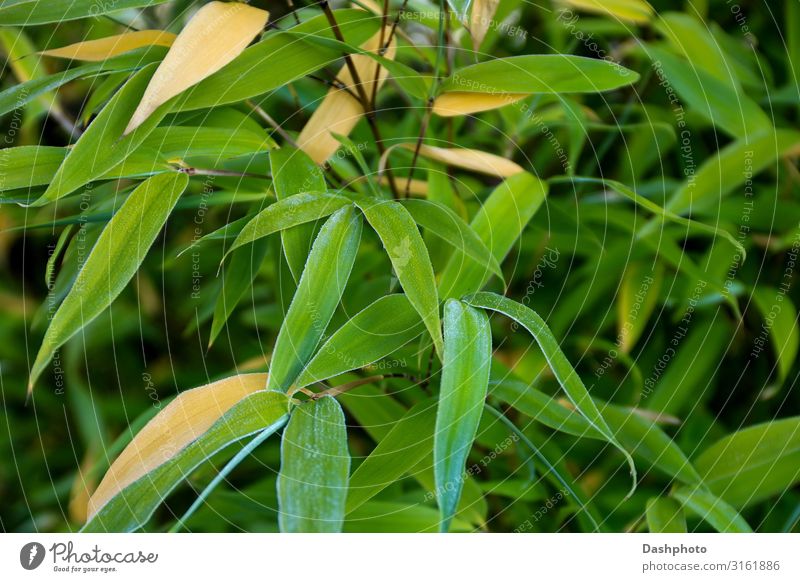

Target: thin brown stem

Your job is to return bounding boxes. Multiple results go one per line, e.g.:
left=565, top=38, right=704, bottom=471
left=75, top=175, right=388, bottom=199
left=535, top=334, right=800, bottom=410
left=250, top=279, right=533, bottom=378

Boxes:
left=246, top=100, right=299, bottom=149
left=405, top=99, right=433, bottom=197
left=177, top=167, right=272, bottom=180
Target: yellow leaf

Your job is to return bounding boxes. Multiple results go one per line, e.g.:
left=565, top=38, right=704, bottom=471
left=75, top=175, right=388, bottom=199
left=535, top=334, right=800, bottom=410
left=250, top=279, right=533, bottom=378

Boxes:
left=124, top=1, right=269, bottom=134
left=559, top=0, right=654, bottom=24
left=87, top=373, right=268, bottom=519
left=296, top=33, right=396, bottom=163
left=40, top=30, right=176, bottom=61
left=401, top=143, right=525, bottom=177
left=432, top=91, right=528, bottom=117
left=469, top=0, right=500, bottom=51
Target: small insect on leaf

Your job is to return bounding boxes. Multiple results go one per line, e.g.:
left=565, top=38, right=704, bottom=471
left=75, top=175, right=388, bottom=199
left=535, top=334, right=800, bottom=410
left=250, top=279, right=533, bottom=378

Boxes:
left=40, top=30, right=176, bottom=61
left=124, top=1, right=269, bottom=134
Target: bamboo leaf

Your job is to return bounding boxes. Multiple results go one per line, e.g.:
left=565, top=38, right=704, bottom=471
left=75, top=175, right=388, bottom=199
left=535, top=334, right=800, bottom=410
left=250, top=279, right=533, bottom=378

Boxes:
left=465, top=292, right=638, bottom=495
left=297, top=294, right=423, bottom=387
left=347, top=399, right=437, bottom=513
left=671, top=487, right=753, bottom=533
left=646, top=497, right=687, bottom=533
left=226, top=192, right=354, bottom=259
left=270, top=147, right=327, bottom=282
left=402, top=143, right=525, bottom=177
left=694, top=417, right=800, bottom=509
left=29, top=172, right=189, bottom=390
left=751, top=287, right=799, bottom=391
left=278, top=396, right=350, bottom=532
left=41, top=30, right=176, bottom=61
left=439, top=172, right=547, bottom=299
left=0, top=0, right=170, bottom=25
left=435, top=300, right=492, bottom=532
left=561, top=0, right=654, bottom=23
left=469, top=0, right=500, bottom=51
left=83, top=373, right=289, bottom=532
left=400, top=198, right=504, bottom=280
left=357, top=199, right=444, bottom=356
left=268, top=206, right=362, bottom=392
left=125, top=1, right=270, bottom=134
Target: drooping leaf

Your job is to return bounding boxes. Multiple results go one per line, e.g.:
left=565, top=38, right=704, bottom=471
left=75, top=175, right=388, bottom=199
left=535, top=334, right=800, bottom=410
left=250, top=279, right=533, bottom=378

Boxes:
left=469, top=0, right=500, bottom=51
left=357, top=199, right=444, bottom=356
left=268, top=206, right=362, bottom=392
left=465, top=292, right=637, bottom=495
left=297, top=294, right=423, bottom=387
left=83, top=373, right=289, bottom=532
left=751, top=286, right=799, bottom=391
left=435, top=300, right=492, bottom=532
left=29, top=172, right=188, bottom=390
left=694, top=417, right=800, bottom=509
left=401, top=143, right=525, bottom=177
left=41, top=30, right=176, bottom=61
left=278, top=396, right=350, bottom=532
left=125, top=1, right=270, bottom=134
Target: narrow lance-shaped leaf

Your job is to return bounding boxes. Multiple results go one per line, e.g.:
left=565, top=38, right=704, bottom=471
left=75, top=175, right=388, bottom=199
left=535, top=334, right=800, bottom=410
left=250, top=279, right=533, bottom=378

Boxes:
left=464, top=292, right=638, bottom=495
left=125, top=1, right=270, bottom=134
left=225, top=192, right=353, bottom=260
left=268, top=206, right=362, bottom=392
left=469, top=0, right=500, bottom=51
left=435, top=300, right=492, bottom=532
left=357, top=199, right=444, bottom=356
left=400, top=198, right=504, bottom=281
left=0, top=0, right=170, bottom=25
left=41, top=30, right=176, bottom=61
left=278, top=396, right=350, bottom=532
left=32, top=63, right=172, bottom=206
left=270, top=147, right=327, bottom=282
left=83, top=374, right=289, bottom=532
left=29, top=172, right=189, bottom=390
left=296, top=294, right=424, bottom=388
left=561, top=0, right=654, bottom=23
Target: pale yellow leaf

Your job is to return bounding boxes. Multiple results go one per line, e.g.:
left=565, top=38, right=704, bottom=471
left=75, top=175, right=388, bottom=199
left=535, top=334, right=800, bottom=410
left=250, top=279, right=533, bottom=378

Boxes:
left=87, top=373, right=268, bottom=519
left=40, top=30, right=176, bottom=61
left=469, top=0, right=500, bottom=51
left=124, top=1, right=269, bottom=134
left=401, top=143, right=525, bottom=177
left=296, top=33, right=396, bottom=163
left=432, top=91, right=528, bottom=117
left=559, top=0, right=654, bottom=24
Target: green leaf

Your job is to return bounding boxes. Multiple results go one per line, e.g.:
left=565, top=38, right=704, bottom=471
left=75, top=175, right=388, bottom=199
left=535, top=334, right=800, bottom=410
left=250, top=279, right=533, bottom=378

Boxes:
left=439, top=55, right=639, bottom=95
left=270, top=147, right=327, bottom=282
left=464, top=292, right=637, bottom=495
left=647, top=45, right=771, bottom=138
left=357, top=199, right=444, bottom=356
left=0, top=146, right=67, bottom=193
left=400, top=198, right=503, bottom=280
left=209, top=238, right=270, bottom=348
left=226, top=192, right=353, bottom=259
left=439, top=172, right=547, bottom=299
left=0, top=46, right=167, bottom=118
left=171, top=10, right=380, bottom=113
left=83, top=385, right=289, bottom=532
left=347, top=398, right=437, bottom=514
left=0, top=0, right=169, bottom=25
left=751, top=286, right=799, bottom=390
left=267, top=206, right=362, bottom=392
left=296, top=294, right=424, bottom=388
left=671, top=487, right=753, bottom=533
left=32, top=62, right=172, bottom=206
left=435, top=300, right=492, bottom=532
left=29, top=172, right=189, bottom=390
left=694, top=417, right=800, bottom=509
left=278, top=396, right=350, bottom=532
left=646, top=497, right=687, bottom=533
